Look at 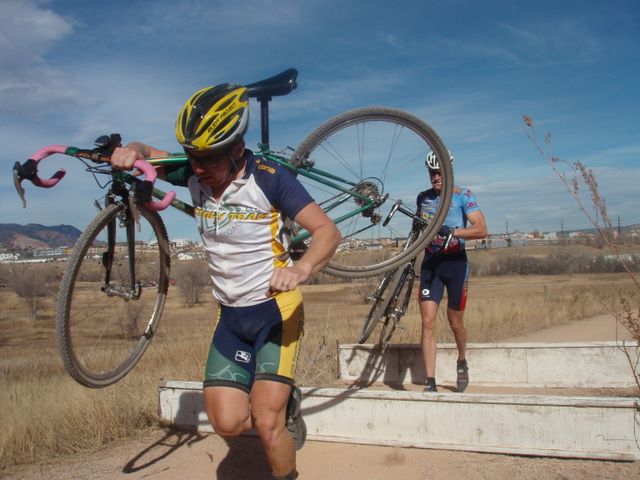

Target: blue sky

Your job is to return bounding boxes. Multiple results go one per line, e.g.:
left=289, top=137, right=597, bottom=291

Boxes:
left=2, top=0, right=639, bottom=241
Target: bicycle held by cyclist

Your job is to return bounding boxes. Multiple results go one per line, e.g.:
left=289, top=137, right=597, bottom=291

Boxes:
left=418, top=152, right=487, bottom=393
left=13, top=68, right=454, bottom=479
left=12, top=67, right=454, bottom=389
left=358, top=151, right=486, bottom=394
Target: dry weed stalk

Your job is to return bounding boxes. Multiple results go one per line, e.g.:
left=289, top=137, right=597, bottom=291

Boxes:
left=523, top=115, right=640, bottom=392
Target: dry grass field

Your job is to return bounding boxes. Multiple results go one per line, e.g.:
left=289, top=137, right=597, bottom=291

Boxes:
left=1, top=243, right=639, bottom=472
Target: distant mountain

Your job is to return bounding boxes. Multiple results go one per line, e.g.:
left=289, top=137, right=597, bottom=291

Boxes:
left=0, top=223, right=82, bottom=249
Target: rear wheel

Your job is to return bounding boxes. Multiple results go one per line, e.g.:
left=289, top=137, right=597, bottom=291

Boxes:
left=292, top=107, right=453, bottom=277
left=56, top=203, right=170, bottom=388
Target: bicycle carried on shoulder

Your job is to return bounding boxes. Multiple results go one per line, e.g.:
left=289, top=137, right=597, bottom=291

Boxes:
left=12, top=68, right=453, bottom=388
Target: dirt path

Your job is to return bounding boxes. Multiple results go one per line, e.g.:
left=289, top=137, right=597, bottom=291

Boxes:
left=505, top=313, right=634, bottom=343
left=6, top=428, right=640, bottom=480
left=7, top=315, right=639, bottom=480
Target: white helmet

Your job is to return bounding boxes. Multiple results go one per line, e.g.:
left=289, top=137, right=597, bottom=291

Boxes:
left=425, top=151, right=454, bottom=170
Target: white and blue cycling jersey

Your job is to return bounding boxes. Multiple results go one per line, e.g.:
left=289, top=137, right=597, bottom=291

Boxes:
left=165, top=151, right=313, bottom=306
left=416, top=186, right=480, bottom=255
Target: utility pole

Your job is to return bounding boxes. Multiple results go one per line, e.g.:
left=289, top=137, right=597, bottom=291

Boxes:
left=617, top=216, right=622, bottom=243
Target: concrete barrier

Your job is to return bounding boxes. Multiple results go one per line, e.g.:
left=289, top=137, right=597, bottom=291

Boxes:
left=338, top=341, right=639, bottom=388
left=158, top=381, right=640, bottom=460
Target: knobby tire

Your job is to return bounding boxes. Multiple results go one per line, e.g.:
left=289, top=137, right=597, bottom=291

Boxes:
left=56, top=203, right=170, bottom=388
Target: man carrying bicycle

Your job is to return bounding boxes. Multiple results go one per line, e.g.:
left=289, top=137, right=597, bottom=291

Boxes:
left=110, top=84, right=341, bottom=480
left=417, top=152, right=487, bottom=393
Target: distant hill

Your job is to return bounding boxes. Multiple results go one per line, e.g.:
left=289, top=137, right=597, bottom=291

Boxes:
left=0, top=223, right=82, bottom=249
left=561, top=224, right=640, bottom=235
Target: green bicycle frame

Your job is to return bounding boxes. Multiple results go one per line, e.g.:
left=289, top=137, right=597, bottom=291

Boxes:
left=126, top=148, right=380, bottom=246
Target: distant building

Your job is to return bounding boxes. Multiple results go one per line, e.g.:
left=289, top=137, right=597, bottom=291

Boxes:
left=33, top=247, right=66, bottom=258
left=172, top=238, right=193, bottom=248
left=0, top=253, right=19, bottom=263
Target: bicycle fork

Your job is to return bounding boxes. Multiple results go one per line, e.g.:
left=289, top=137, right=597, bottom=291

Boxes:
left=378, top=260, right=417, bottom=351
left=101, top=204, right=142, bottom=301
left=387, top=264, right=415, bottom=326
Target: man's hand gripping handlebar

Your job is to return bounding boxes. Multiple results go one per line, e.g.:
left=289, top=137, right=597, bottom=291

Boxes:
left=12, top=136, right=175, bottom=211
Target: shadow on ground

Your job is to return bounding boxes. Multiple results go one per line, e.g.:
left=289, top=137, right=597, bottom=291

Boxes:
left=121, top=426, right=272, bottom=479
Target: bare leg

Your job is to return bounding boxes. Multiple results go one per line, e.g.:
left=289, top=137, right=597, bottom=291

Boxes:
left=419, top=300, right=439, bottom=378
left=447, top=307, right=467, bottom=361
left=204, top=382, right=296, bottom=477
left=203, top=386, right=252, bottom=436
left=251, top=380, right=296, bottom=477
left=448, top=307, right=469, bottom=392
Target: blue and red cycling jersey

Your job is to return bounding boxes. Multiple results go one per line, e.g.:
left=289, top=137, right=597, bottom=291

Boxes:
left=416, top=186, right=480, bottom=255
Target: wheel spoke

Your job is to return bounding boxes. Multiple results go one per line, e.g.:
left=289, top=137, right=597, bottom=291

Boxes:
left=292, top=107, right=453, bottom=277
left=56, top=204, right=170, bottom=388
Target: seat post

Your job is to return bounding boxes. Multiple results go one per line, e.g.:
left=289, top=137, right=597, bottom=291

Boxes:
left=258, top=96, right=271, bottom=149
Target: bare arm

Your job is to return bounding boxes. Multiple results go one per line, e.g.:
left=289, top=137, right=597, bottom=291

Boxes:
left=452, top=210, right=488, bottom=240
left=268, top=203, right=341, bottom=294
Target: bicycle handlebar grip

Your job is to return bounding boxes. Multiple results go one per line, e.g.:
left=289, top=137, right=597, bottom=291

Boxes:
left=23, top=144, right=175, bottom=211
left=132, top=159, right=176, bottom=211
left=28, top=145, right=68, bottom=187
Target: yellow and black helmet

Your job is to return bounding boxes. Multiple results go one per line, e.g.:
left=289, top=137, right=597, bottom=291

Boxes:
left=175, top=84, right=249, bottom=152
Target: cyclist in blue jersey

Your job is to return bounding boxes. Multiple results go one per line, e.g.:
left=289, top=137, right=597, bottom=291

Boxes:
left=110, top=84, right=340, bottom=480
left=416, top=151, right=487, bottom=393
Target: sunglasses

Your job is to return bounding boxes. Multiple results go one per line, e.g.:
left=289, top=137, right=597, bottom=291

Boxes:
left=186, top=149, right=230, bottom=167
left=428, top=169, right=442, bottom=177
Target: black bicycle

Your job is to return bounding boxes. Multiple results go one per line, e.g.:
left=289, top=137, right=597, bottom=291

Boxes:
left=358, top=205, right=455, bottom=351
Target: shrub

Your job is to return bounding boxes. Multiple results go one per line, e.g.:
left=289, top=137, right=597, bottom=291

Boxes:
left=172, top=259, right=210, bottom=305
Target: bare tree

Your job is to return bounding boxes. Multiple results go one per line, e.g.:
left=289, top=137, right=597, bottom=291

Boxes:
left=10, top=264, right=55, bottom=320
left=173, top=259, right=210, bottom=305
left=524, top=115, right=640, bottom=392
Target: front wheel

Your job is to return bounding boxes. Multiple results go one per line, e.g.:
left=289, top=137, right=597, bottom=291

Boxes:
left=358, top=270, right=396, bottom=344
left=292, top=107, right=453, bottom=278
left=56, top=203, right=171, bottom=388
left=378, top=269, right=415, bottom=351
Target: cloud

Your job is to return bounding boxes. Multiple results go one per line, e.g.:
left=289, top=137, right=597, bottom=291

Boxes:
left=0, top=0, right=73, bottom=66
left=0, top=1, right=79, bottom=117
left=499, top=19, right=601, bottom=64
left=129, top=0, right=304, bottom=38
left=416, top=16, right=603, bottom=71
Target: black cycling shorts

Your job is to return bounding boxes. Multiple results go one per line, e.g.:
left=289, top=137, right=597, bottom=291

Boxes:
left=419, top=251, right=469, bottom=311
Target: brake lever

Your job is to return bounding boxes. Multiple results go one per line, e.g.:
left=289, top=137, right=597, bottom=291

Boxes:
left=12, top=161, right=28, bottom=208
left=443, top=232, right=454, bottom=251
